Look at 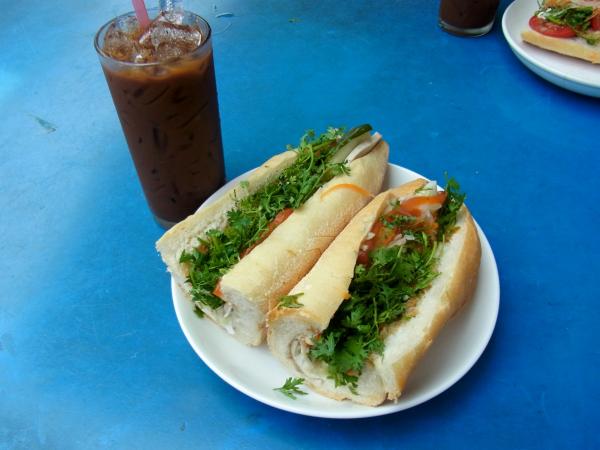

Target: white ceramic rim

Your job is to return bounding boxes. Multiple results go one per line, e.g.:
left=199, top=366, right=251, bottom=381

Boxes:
left=502, top=0, right=600, bottom=92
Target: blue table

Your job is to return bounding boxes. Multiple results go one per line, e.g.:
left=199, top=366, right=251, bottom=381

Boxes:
left=1, top=0, right=598, bottom=448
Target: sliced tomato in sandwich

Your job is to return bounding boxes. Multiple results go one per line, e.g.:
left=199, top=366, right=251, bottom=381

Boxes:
left=529, top=16, right=577, bottom=38
left=592, top=12, right=600, bottom=30
left=240, top=208, right=294, bottom=258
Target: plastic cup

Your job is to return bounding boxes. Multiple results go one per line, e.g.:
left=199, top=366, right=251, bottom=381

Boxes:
left=94, top=10, right=225, bottom=228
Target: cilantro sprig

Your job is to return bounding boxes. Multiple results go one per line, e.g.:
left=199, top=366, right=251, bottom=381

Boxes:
left=274, top=377, right=307, bottom=399
left=309, top=179, right=466, bottom=390
left=180, top=125, right=372, bottom=312
left=542, top=5, right=593, bottom=29
left=309, top=234, right=440, bottom=390
left=437, top=177, right=466, bottom=241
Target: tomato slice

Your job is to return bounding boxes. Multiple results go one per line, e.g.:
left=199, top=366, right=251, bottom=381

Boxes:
left=356, top=248, right=370, bottom=266
left=240, top=208, right=294, bottom=258
left=357, top=219, right=389, bottom=265
left=529, top=16, right=576, bottom=38
left=592, top=12, right=600, bottom=31
left=373, top=219, right=397, bottom=247
left=270, top=208, right=294, bottom=228
left=213, top=280, right=223, bottom=299
left=356, top=192, right=448, bottom=265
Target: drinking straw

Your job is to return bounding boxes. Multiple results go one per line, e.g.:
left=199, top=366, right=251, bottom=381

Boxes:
left=132, top=0, right=151, bottom=29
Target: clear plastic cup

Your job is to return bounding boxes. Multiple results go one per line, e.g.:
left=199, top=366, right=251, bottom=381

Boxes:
left=95, top=10, right=225, bottom=228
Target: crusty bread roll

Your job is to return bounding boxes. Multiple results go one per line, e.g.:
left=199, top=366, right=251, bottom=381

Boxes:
left=267, top=179, right=481, bottom=405
left=522, top=30, right=600, bottom=64
left=157, top=132, right=389, bottom=346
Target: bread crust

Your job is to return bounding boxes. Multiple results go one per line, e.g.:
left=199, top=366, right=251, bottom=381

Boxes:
left=383, top=210, right=481, bottom=400
left=267, top=180, right=482, bottom=405
left=521, top=30, right=600, bottom=64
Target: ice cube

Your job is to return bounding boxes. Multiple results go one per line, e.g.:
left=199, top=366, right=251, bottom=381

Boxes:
left=133, top=44, right=154, bottom=63
left=115, top=15, right=139, bottom=34
left=155, top=42, right=187, bottom=61
left=103, top=23, right=138, bottom=61
left=103, top=11, right=201, bottom=63
left=137, top=15, right=202, bottom=62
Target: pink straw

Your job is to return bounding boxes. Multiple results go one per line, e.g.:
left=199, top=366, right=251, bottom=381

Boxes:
left=132, top=0, right=151, bottom=30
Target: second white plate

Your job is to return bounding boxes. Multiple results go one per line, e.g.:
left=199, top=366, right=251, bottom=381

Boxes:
left=171, top=163, right=500, bottom=418
left=502, top=0, right=600, bottom=97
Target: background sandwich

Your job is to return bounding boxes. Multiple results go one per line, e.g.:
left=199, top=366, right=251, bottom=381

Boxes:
left=522, top=0, right=600, bottom=63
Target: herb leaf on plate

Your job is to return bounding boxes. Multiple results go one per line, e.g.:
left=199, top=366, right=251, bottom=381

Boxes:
left=274, top=377, right=307, bottom=399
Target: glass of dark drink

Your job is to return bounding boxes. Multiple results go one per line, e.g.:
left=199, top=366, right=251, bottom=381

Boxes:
left=438, top=0, right=500, bottom=36
left=94, top=9, right=225, bottom=228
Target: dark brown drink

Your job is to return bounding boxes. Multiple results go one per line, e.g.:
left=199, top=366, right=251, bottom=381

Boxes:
left=439, top=0, right=500, bottom=36
left=95, top=11, right=225, bottom=227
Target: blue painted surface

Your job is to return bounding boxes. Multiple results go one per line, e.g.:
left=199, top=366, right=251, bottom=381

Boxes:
left=1, top=0, right=598, bottom=448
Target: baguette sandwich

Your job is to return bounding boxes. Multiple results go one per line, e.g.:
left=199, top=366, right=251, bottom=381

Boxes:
left=267, top=178, right=481, bottom=405
left=157, top=125, right=389, bottom=346
left=521, top=0, right=600, bottom=63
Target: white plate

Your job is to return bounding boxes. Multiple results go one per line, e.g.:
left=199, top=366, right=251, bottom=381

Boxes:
left=171, top=164, right=500, bottom=418
left=502, top=0, right=600, bottom=97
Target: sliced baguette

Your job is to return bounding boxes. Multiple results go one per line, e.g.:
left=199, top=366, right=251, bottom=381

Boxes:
left=157, top=132, right=389, bottom=346
left=521, top=30, right=600, bottom=64
left=157, top=149, right=297, bottom=306
left=267, top=180, right=481, bottom=405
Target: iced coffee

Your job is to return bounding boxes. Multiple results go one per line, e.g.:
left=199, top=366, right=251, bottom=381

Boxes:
left=95, top=10, right=225, bottom=227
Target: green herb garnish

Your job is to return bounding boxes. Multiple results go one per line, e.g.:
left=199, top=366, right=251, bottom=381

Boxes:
left=537, top=3, right=599, bottom=45
left=580, top=30, right=600, bottom=45
left=180, top=125, right=372, bottom=311
left=309, top=179, right=466, bottom=390
left=437, top=177, right=466, bottom=241
left=274, top=377, right=307, bottom=399
left=193, top=305, right=205, bottom=318
left=543, top=6, right=593, bottom=30
left=309, top=234, right=440, bottom=391
left=278, top=293, right=304, bottom=309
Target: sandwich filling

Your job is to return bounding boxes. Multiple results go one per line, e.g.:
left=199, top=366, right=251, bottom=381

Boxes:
left=530, top=0, right=600, bottom=44
left=300, top=180, right=466, bottom=392
left=179, top=125, right=373, bottom=318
